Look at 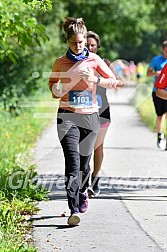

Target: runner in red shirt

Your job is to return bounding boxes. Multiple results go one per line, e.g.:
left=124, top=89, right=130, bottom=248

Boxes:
left=155, top=63, right=167, bottom=100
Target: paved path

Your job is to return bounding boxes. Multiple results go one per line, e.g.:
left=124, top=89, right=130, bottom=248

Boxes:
left=32, top=86, right=167, bottom=252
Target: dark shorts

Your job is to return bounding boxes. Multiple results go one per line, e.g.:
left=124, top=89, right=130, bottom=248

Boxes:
left=152, top=92, right=167, bottom=116
left=99, top=106, right=111, bottom=125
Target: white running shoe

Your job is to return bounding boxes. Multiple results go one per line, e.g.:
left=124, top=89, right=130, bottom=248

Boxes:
left=157, top=133, right=166, bottom=150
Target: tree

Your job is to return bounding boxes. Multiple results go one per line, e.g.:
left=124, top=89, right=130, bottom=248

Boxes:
left=0, top=0, right=52, bottom=114
left=151, top=0, right=167, bottom=41
left=64, top=0, right=156, bottom=59
left=0, top=0, right=52, bottom=62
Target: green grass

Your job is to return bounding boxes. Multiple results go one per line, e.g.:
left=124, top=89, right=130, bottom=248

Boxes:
left=0, top=85, right=59, bottom=251
left=132, top=77, right=167, bottom=134
left=136, top=96, right=156, bottom=130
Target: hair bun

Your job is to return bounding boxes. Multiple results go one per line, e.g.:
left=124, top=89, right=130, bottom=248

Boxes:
left=76, top=18, right=84, bottom=25
left=62, top=17, right=87, bottom=40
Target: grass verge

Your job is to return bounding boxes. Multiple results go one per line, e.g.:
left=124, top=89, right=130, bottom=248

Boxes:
left=0, top=86, right=58, bottom=251
left=131, top=79, right=166, bottom=134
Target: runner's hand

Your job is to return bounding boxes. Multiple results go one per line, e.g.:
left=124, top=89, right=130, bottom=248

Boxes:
left=52, top=83, right=62, bottom=98
left=78, top=68, right=96, bottom=88
left=115, top=79, right=124, bottom=88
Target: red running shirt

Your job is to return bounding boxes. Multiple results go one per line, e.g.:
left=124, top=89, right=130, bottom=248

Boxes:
left=155, top=63, right=167, bottom=89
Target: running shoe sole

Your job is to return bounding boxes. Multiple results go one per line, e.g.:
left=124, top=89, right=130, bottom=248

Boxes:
left=67, top=214, right=80, bottom=226
left=157, top=138, right=166, bottom=150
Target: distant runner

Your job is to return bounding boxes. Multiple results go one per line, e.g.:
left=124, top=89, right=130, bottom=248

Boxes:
left=147, top=41, right=167, bottom=150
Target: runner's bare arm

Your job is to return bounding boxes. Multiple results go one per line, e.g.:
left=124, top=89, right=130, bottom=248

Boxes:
left=79, top=69, right=124, bottom=88
left=156, top=89, right=167, bottom=100
left=147, top=67, right=161, bottom=77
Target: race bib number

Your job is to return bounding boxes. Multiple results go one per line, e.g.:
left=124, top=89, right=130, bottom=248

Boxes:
left=69, top=91, right=93, bottom=108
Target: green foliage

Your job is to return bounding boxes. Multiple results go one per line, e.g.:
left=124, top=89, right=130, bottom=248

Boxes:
left=151, top=0, right=167, bottom=29
left=0, top=0, right=52, bottom=116
left=0, top=188, right=39, bottom=251
left=0, top=166, right=48, bottom=201
left=0, top=0, right=66, bottom=115
left=0, top=89, right=56, bottom=250
left=37, top=0, right=67, bottom=25
left=1, top=86, right=25, bottom=115
left=0, top=55, right=40, bottom=115
left=0, top=87, right=56, bottom=174
left=24, top=0, right=52, bottom=12
left=55, top=0, right=166, bottom=62
left=0, top=0, right=49, bottom=63
left=65, top=0, right=156, bottom=60
left=136, top=96, right=157, bottom=131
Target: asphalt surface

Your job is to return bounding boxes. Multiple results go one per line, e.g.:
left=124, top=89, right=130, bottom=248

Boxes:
left=32, top=85, right=167, bottom=252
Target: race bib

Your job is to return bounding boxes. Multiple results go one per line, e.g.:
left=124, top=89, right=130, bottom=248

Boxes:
left=96, top=94, right=102, bottom=108
left=69, top=91, right=93, bottom=108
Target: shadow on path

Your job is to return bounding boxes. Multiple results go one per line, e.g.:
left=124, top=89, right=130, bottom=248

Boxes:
left=36, top=174, right=167, bottom=202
